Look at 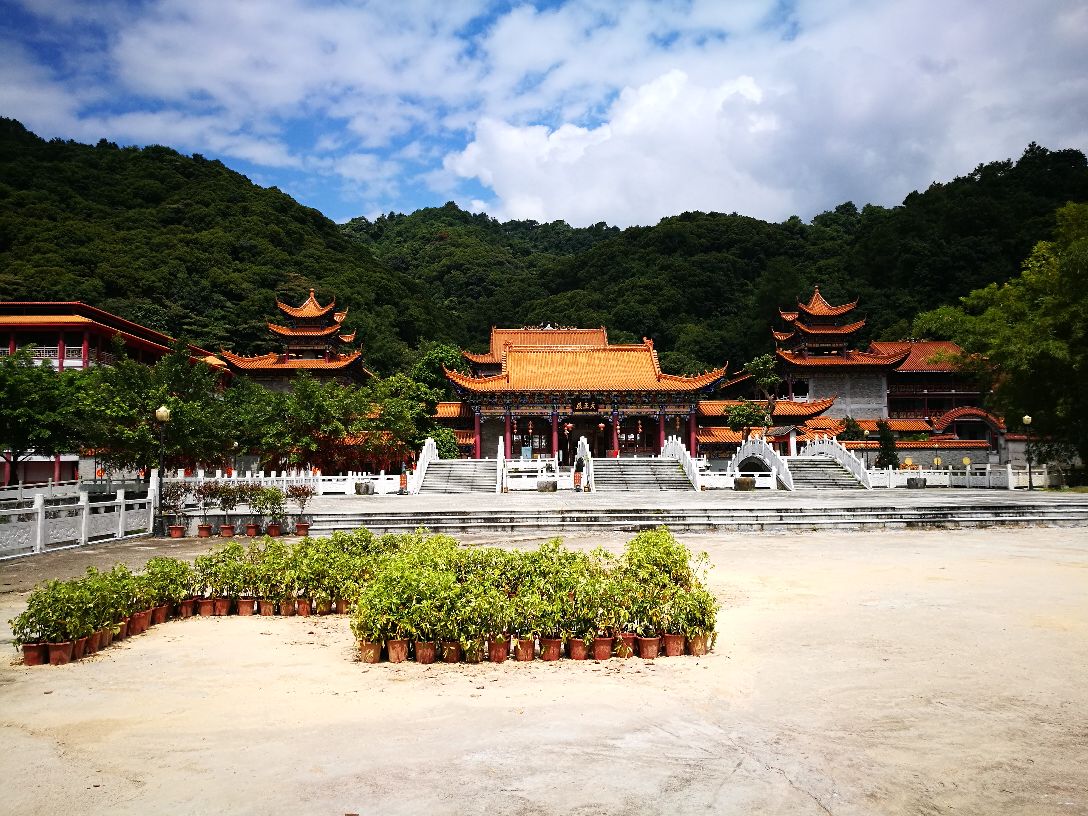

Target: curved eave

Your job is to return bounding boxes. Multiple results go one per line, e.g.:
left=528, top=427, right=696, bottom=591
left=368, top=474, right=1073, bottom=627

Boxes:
left=221, top=349, right=364, bottom=371
left=793, top=318, right=866, bottom=336
left=779, top=310, right=799, bottom=323
left=797, top=299, right=858, bottom=318
left=776, top=348, right=910, bottom=368
left=772, top=330, right=795, bottom=342
left=267, top=322, right=341, bottom=337
left=462, top=350, right=496, bottom=364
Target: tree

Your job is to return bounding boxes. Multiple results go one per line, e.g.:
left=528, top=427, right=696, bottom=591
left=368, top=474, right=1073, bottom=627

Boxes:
left=0, top=349, right=84, bottom=482
left=838, top=417, right=865, bottom=441
left=723, top=400, right=767, bottom=441
left=742, top=354, right=781, bottom=418
left=912, top=202, right=1088, bottom=465
left=410, top=342, right=468, bottom=395
left=874, top=420, right=899, bottom=469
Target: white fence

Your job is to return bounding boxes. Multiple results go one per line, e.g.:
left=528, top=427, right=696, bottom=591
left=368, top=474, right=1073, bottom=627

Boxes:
left=164, top=469, right=402, bottom=496
left=409, top=438, right=438, bottom=494
left=868, top=463, right=1057, bottom=489
left=0, top=489, right=154, bottom=559
left=700, top=469, right=779, bottom=490
left=662, top=435, right=701, bottom=490
left=504, top=457, right=560, bottom=491
left=725, top=436, right=795, bottom=490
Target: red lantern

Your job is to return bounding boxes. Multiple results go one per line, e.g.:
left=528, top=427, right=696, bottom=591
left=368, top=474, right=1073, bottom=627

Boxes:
left=95, top=468, right=104, bottom=478
left=225, top=467, right=233, bottom=477
left=597, top=423, right=606, bottom=432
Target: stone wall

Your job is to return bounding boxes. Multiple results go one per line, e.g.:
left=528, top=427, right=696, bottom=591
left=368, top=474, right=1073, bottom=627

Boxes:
left=809, top=371, right=888, bottom=419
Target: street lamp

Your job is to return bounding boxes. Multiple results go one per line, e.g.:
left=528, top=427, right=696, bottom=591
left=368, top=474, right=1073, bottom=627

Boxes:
left=154, top=405, right=170, bottom=535
left=863, top=429, right=870, bottom=468
left=1022, top=414, right=1033, bottom=490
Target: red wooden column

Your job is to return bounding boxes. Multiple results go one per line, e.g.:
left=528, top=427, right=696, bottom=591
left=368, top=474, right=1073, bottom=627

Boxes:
left=658, top=412, right=666, bottom=453
left=687, top=408, right=697, bottom=456
left=53, top=454, right=61, bottom=483
left=8, top=333, right=15, bottom=356
left=504, top=410, right=512, bottom=459
left=473, top=410, right=481, bottom=460
left=551, top=411, right=559, bottom=458
left=81, top=331, right=90, bottom=369
left=56, top=332, right=65, bottom=371
left=3, top=452, right=10, bottom=486
left=610, top=411, right=620, bottom=456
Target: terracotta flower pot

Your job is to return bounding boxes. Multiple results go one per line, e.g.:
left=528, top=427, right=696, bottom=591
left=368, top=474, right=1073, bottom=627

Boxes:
left=296, top=598, right=313, bottom=616
left=130, top=610, right=151, bottom=634
left=73, top=636, right=88, bottom=660
left=22, top=643, right=48, bottom=666
left=279, top=599, right=296, bottom=616
left=637, top=636, right=661, bottom=659
left=48, top=642, right=73, bottom=665
left=197, top=598, right=215, bottom=616
left=265, top=523, right=282, bottom=537
left=592, top=636, right=614, bottom=661
left=212, top=597, right=231, bottom=616
left=540, top=638, right=562, bottom=661
left=441, top=641, right=462, bottom=663
left=334, top=598, right=350, bottom=614
left=359, top=640, right=382, bottom=663
left=86, top=630, right=102, bottom=654
left=488, top=635, right=510, bottom=663
left=258, top=599, right=276, bottom=616
left=177, top=599, right=196, bottom=619
left=619, top=632, right=636, bottom=659
left=387, top=638, right=409, bottom=664
left=236, top=597, right=255, bottom=616
left=295, top=522, right=310, bottom=537
left=246, top=523, right=261, bottom=537
left=464, top=641, right=484, bottom=664
left=688, top=634, right=709, bottom=656
left=568, top=639, right=589, bottom=660
left=515, top=637, right=535, bottom=661
left=316, top=600, right=332, bottom=615
left=114, top=620, right=128, bottom=640
left=168, top=524, right=185, bottom=538
left=101, top=628, right=113, bottom=648
left=197, top=524, right=212, bottom=538
left=415, top=640, right=437, bottom=664
left=662, top=633, right=686, bottom=657
left=218, top=523, right=235, bottom=538
left=151, top=605, right=169, bottom=625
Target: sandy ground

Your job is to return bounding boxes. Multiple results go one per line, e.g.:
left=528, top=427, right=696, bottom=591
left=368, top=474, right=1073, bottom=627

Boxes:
left=1, top=527, right=1087, bottom=815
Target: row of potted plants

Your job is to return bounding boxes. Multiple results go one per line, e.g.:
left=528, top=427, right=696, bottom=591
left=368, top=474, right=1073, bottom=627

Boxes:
left=10, top=527, right=720, bottom=668
left=349, top=529, right=721, bottom=664
left=160, top=482, right=316, bottom=538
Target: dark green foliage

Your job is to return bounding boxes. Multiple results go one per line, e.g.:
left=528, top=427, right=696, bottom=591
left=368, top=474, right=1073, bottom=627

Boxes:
left=875, top=420, right=899, bottom=469
left=839, top=417, right=866, bottom=441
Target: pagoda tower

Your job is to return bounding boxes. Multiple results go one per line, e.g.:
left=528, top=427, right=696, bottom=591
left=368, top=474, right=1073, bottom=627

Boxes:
left=774, top=287, right=908, bottom=418
left=220, top=289, right=372, bottom=391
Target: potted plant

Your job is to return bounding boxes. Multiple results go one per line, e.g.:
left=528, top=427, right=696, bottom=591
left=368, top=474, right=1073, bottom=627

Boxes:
left=674, top=585, right=720, bottom=656
left=237, top=483, right=263, bottom=536
left=159, top=481, right=189, bottom=538
left=143, top=557, right=194, bottom=623
left=193, top=481, right=217, bottom=538
left=213, top=482, right=240, bottom=536
left=252, top=487, right=287, bottom=537
left=349, top=592, right=385, bottom=664
left=285, top=483, right=317, bottom=536
left=511, top=588, right=543, bottom=661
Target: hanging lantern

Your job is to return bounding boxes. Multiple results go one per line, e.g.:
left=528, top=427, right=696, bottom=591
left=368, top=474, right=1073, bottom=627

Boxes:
left=598, top=423, right=606, bottom=432
left=564, top=422, right=573, bottom=434
left=637, top=420, right=643, bottom=435
left=527, top=421, right=533, bottom=435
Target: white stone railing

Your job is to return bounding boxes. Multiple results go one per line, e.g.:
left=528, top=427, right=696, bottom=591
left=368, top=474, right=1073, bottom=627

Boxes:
left=505, top=457, right=560, bottom=491
left=662, top=435, right=701, bottom=490
left=700, top=469, right=779, bottom=490
left=575, top=436, right=594, bottom=492
left=409, top=437, right=438, bottom=494
left=797, top=435, right=871, bottom=489
left=867, top=463, right=1055, bottom=489
left=496, top=438, right=505, bottom=493
left=164, top=469, right=402, bottom=495
left=0, top=488, right=154, bottom=559
left=725, top=436, right=795, bottom=490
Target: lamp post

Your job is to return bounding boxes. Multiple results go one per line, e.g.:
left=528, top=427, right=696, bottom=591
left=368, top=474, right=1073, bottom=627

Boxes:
left=1022, top=414, right=1033, bottom=490
left=153, top=405, right=171, bottom=535
left=863, top=429, right=870, bottom=469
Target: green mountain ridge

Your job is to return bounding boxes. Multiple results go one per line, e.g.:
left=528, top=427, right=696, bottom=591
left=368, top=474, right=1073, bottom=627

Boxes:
left=2, top=116, right=1086, bottom=375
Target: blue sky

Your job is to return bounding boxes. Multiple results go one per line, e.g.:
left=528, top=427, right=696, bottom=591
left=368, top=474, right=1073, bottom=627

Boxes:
left=2, top=0, right=1086, bottom=226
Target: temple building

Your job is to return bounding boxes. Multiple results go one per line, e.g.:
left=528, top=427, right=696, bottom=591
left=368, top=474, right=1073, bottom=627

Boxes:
left=219, top=289, right=372, bottom=391
left=444, top=329, right=728, bottom=461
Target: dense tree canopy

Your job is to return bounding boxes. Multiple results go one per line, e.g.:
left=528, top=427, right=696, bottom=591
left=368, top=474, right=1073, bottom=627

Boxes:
left=913, top=202, right=1088, bottom=465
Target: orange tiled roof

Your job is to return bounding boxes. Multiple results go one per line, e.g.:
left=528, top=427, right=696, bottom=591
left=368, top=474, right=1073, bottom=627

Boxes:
left=776, top=347, right=909, bottom=368
left=464, top=326, right=609, bottom=364
left=797, top=286, right=857, bottom=317
left=446, top=339, right=725, bottom=393
left=870, top=340, right=963, bottom=373
left=772, top=329, right=794, bottom=342
left=453, top=430, right=476, bottom=445
left=220, top=349, right=364, bottom=371
left=805, top=417, right=843, bottom=431
left=779, top=310, right=799, bottom=323
left=435, top=401, right=471, bottom=419
left=841, top=439, right=990, bottom=450
left=697, top=397, right=836, bottom=420
left=856, top=418, right=934, bottom=433
left=0, top=314, right=94, bottom=325
left=338, top=331, right=356, bottom=343
left=793, top=318, right=866, bottom=336
left=931, top=406, right=1006, bottom=432
left=276, top=289, right=336, bottom=319
left=267, top=322, right=342, bottom=338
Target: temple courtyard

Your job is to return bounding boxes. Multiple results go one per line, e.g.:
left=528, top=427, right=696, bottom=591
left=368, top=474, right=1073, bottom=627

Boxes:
left=1, top=523, right=1086, bottom=815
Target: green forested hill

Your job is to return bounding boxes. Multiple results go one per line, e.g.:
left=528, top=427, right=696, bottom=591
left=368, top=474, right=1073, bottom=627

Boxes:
left=2, top=115, right=1085, bottom=376
left=0, top=118, right=443, bottom=371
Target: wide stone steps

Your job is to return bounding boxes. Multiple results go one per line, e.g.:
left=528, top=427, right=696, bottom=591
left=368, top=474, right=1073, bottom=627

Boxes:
left=418, top=460, right=497, bottom=493
left=591, top=458, right=696, bottom=491
left=786, top=457, right=866, bottom=489
left=307, top=501, right=1088, bottom=535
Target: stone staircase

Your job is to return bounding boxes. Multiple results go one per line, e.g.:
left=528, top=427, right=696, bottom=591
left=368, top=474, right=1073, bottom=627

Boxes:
left=786, top=456, right=865, bottom=489
left=418, top=460, right=497, bottom=493
left=305, top=501, right=1088, bottom=535
left=591, top=457, right=696, bottom=492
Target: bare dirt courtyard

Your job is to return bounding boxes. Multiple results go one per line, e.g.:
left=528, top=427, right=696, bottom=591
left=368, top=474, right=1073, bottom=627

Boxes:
left=1, top=526, right=1086, bottom=815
